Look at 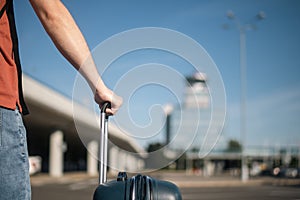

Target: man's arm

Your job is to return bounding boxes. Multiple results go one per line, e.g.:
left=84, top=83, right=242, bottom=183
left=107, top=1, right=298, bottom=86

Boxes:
left=29, top=0, right=122, bottom=115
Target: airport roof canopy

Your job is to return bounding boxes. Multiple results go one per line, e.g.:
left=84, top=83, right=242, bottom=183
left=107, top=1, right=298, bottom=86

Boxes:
left=22, top=75, right=146, bottom=158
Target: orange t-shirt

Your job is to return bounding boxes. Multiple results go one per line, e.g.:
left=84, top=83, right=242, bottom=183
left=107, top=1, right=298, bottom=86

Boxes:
left=0, top=0, right=22, bottom=112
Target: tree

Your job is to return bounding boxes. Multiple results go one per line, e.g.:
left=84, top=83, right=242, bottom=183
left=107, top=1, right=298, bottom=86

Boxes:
left=226, top=139, right=242, bottom=152
left=146, top=142, right=164, bottom=153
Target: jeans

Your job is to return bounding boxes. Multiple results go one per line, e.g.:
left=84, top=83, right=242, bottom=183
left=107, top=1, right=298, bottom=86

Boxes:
left=0, top=107, right=31, bottom=200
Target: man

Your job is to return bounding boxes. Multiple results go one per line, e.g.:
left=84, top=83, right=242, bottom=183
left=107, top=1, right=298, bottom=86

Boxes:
left=0, top=0, right=122, bottom=199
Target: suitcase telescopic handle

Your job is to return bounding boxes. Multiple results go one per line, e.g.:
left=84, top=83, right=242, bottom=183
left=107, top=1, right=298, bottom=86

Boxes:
left=99, top=102, right=111, bottom=184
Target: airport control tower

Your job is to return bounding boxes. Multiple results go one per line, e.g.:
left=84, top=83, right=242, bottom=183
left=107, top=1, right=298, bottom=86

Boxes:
left=165, top=72, right=210, bottom=148
left=184, top=72, right=209, bottom=109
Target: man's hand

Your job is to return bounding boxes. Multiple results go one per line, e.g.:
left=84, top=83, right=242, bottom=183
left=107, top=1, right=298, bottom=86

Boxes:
left=94, top=85, right=123, bottom=116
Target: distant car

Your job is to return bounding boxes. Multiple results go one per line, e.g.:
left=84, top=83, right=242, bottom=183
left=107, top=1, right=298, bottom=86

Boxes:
left=273, top=167, right=299, bottom=178
left=285, top=168, right=299, bottom=178
left=29, top=156, right=42, bottom=175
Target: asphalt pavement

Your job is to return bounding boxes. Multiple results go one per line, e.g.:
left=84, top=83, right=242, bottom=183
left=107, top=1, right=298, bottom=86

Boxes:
left=31, top=171, right=300, bottom=200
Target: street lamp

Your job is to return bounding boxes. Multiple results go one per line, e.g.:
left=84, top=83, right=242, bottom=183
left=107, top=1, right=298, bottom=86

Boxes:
left=163, top=104, right=174, bottom=146
left=224, top=10, right=265, bottom=182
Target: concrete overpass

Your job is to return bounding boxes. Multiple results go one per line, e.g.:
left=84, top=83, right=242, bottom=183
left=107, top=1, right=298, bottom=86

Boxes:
left=22, top=74, right=146, bottom=177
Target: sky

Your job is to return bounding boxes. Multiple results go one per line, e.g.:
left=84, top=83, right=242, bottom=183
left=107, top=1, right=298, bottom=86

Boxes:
left=13, top=0, right=300, bottom=150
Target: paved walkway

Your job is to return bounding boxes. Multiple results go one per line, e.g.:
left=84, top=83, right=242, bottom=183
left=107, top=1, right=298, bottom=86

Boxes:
left=30, top=171, right=300, bottom=188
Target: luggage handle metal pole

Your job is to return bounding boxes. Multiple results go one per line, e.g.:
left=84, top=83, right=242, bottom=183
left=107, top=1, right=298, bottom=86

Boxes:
left=99, top=102, right=111, bottom=185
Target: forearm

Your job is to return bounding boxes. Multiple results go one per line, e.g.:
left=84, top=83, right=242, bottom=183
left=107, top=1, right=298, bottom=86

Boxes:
left=29, top=0, right=105, bottom=91
left=29, top=0, right=123, bottom=114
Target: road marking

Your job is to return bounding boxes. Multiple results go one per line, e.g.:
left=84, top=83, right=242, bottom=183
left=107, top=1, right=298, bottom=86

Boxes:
left=69, top=179, right=97, bottom=191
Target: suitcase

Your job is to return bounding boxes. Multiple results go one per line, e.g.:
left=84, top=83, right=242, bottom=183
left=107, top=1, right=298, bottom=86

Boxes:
left=93, top=102, right=182, bottom=200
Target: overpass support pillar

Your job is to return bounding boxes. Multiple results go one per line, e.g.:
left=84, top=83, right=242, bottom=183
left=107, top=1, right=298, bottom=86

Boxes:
left=203, top=159, right=215, bottom=177
left=49, top=130, right=66, bottom=177
left=87, top=140, right=98, bottom=176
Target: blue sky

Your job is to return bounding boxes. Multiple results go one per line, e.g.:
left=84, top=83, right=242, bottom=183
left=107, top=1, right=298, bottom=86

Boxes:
left=14, top=0, right=300, bottom=149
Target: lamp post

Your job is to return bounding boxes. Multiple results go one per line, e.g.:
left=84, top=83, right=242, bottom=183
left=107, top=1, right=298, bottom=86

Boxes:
left=224, top=10, right=265, bottom=182
left=163, top=104, right=174, bottom=146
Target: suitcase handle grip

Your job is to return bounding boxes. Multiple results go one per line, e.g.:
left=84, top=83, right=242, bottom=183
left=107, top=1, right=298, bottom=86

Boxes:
left=101, top=102, right=111, bottom=114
